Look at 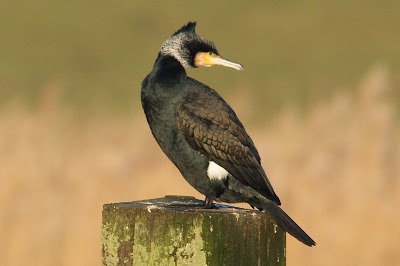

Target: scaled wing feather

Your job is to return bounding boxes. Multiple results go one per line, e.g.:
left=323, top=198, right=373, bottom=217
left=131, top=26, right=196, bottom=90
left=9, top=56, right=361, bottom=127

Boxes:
left=174, top=87, right=280, bottom=204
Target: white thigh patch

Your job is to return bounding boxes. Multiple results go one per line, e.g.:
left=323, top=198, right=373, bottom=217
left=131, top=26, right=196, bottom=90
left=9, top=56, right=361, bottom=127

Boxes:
left=207, top=161, right=229, bottom=181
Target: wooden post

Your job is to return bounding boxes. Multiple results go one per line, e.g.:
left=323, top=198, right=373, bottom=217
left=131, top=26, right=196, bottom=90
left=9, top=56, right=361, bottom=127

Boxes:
left=102, top=196, right=286, bottom=265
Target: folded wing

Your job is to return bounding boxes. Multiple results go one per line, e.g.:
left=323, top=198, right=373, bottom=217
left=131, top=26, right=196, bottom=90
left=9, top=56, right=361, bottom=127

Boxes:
left=174, top=87, right=280, bottom=205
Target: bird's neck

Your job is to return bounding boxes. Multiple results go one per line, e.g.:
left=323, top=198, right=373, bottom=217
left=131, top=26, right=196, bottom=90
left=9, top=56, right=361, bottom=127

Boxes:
left=142, top=54, right=187, bottom=107
left=152, top=54, right=186, bottom=78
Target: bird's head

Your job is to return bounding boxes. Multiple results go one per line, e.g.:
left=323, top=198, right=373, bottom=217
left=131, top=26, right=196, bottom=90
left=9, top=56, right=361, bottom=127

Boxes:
left=159, top=22, right=243, bottom=71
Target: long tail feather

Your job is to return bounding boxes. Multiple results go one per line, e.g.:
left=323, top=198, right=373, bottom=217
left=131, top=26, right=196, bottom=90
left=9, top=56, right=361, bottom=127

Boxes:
left=259, top=199, right=315, bottom=246
left=226, top=176, right=316, bottom=246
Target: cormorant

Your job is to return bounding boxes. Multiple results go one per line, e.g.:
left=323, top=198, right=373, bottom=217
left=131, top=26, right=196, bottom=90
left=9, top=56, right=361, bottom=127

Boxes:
left=141, top=22, right=315, bottom=246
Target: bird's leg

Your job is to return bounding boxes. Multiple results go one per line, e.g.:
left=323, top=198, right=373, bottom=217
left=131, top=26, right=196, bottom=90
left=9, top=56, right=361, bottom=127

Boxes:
left=203, top=196, right=218, bottom=209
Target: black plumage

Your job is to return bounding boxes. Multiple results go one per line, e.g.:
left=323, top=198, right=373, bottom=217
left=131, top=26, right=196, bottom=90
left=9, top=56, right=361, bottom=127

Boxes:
left=141, top=22, right=315, bottom=246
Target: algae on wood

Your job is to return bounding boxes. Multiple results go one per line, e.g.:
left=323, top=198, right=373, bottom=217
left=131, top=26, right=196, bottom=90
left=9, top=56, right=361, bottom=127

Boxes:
left=102, top=196, right=285, bottom=265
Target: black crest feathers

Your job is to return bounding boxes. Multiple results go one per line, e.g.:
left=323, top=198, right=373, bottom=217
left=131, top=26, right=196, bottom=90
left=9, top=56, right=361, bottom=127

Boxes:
left=173, top=21, right=197, bottom=36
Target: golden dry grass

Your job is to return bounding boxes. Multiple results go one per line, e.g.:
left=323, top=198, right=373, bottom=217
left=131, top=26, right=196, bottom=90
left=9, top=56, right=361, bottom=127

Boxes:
left=0, top=66, right=399, bottom=265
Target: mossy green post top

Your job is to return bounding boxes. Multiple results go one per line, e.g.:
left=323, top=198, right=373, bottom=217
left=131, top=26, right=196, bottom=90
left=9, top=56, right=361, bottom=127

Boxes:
left=102, top=196, right=286, bottom=266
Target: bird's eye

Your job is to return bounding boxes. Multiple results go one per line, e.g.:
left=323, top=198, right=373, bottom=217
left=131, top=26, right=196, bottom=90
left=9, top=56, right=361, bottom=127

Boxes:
left=208, top=52, right=213, bottom=56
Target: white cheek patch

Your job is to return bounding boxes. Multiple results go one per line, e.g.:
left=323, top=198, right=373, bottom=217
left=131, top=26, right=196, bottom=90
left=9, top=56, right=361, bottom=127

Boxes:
left=159, top=33, right=191, bottom=68
left=207, top=161, right=229, bottom=181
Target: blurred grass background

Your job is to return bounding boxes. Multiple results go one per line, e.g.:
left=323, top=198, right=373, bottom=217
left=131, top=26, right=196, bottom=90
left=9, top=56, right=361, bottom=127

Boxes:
left=0, top=0, right=399, bottom=265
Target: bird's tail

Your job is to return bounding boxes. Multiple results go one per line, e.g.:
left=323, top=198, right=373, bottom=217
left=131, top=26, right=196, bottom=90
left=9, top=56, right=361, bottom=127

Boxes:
left=226, top=177, right=316, bottom=247
left=257, top=197, right=316, bottom=246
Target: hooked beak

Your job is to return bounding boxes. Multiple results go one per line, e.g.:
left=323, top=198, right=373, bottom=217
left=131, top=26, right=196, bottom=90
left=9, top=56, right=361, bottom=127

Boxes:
left=208, top=56, right=244, bottom=71
left=194, top=52, right=244, bottom=71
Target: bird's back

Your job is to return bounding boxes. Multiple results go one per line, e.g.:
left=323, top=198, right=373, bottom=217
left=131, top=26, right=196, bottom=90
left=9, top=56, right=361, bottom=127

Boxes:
left=175, top=78, right=281, bottom=204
